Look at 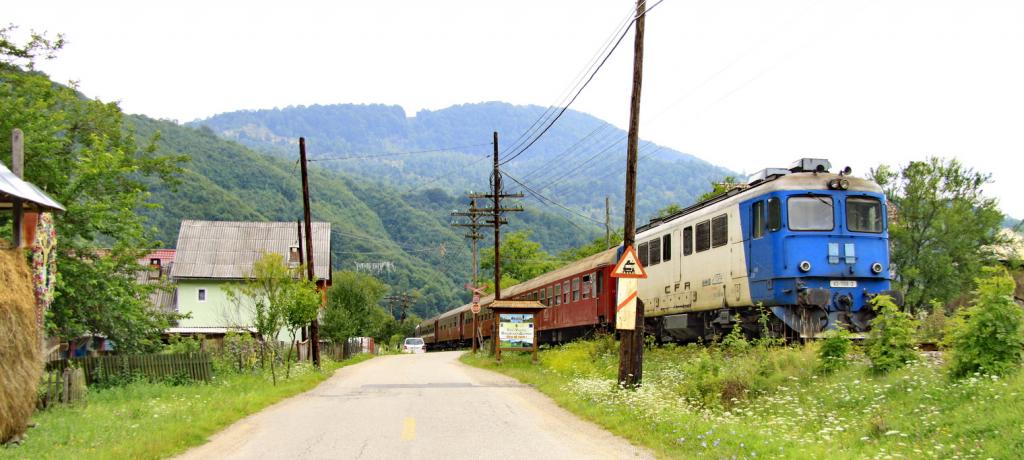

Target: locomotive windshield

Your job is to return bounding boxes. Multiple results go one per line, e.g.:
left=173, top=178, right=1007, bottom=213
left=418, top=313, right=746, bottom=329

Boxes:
left=847, top=197, right=883, bottom=233
left=788, top=195, right=834, bottom=231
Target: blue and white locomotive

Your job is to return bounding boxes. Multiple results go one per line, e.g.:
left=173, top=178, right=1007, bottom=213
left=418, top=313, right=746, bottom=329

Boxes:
left=635, top=158, right=899, bottom=340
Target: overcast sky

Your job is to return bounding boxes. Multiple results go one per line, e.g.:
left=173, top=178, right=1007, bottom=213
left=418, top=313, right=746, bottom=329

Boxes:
left=10, top=0, right=1024, bottom=217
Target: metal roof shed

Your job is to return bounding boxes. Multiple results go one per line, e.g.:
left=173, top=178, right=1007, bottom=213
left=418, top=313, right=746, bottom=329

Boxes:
left=0, top=162, right=65, bottom=213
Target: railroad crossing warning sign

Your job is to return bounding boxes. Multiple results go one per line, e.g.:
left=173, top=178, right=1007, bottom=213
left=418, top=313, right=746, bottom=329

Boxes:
left=610, top=245, right=647, bottom=279
left=612, top=245, right=646, bottom=330
left=466, top=283, right=486, bottom=314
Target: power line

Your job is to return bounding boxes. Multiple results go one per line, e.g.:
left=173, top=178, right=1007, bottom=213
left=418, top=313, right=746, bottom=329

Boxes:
left=307, top=142, right=491, bottom=162
left=502, top=172, right=603, bottom=228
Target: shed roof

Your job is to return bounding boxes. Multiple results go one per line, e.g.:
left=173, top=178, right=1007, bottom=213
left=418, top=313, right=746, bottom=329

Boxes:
left=0, top=163, right=65, bottom=212
left=171, top=220, right=331, bottom=281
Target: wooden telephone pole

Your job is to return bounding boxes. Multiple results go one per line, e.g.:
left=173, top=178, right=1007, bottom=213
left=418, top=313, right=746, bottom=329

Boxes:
left=299, top=138, right=321, bottom=368
left=468, top=132, right=523, bottom=354
left=619, top=0, right=647, bottom=388
left=451, top=197, right=486, bottom=352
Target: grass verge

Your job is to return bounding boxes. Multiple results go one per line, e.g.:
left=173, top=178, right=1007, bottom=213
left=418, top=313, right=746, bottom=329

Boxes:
left=0, top=354, right=372, bottom=460
left=462, top=339, right=1024, bottom=459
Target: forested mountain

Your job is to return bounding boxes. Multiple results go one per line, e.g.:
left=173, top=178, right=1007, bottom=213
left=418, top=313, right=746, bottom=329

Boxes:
left=192, top=102, right=735, bottom=225
left=131, top=116, right=600, bottom=317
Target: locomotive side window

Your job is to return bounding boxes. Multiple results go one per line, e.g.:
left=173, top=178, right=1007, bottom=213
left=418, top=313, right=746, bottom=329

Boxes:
left=683, top=226, right=693, bottom=255
left=847, top=197, right=883, bottom=233
left=649, top=238, right=661, bottom=266
left=752, top=200, right=766, bottom=238
left=712, top=214, right=728, bottom=247
left=788, top=195, right=834, bottom=231
left=638, top=241, right=649, bottom=266
left=696, top=220, right=711, bottom=252
left=662, top=234, right=672, bottom=261
left=767, top=197, right=781, bottom=231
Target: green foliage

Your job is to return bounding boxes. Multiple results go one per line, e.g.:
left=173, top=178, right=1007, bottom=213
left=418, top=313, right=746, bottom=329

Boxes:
left=871, top=158, right=1004, bottom=312
left=321, top=271, right=389, bottom=342
left=480, top=230, right=560, bottom=293
left=559, top=229, right=621, bottom=262
left=817, top=326, right=853, bottom=374
left=946, top=267, right=1024, bottom=379
left=655, top=203, right=684, bottom=218
left=0, top=34, right=186, bottom=353
left=695, top=175, right=739, bottom=203
left=720, top=315, right=750, bottom=354
left=865, top=295, right=919, bottom=374
left=917, top=300, right=948, bottom=344
left=161, top=334, right=203, bottom=355
left=219, top=331, right=259, bottom=374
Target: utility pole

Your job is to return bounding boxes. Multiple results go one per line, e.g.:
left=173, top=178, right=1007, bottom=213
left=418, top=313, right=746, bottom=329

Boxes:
left=11, top=129, right=23, bottom=248
left=618, top=0, right=646, bottom=388
left=452, top=197, right=486, bottom=352
left=468, top=132, right=523, bottom=354
left=384, top=293, right=414, bottom=323
left=605, top=195, right=611, bottom=249
left=297, top=219, right=307, bottom=343
left=299, top=137, right=321, bottom=368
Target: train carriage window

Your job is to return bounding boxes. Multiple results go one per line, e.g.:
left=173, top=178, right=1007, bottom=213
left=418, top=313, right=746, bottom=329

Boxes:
left=695, top=220, right=711, bottom=252
left=638, top=241, right=649, bottom=266
left=662, top=234, right=672, bottom=261
left=712, top=214, right=728, bottom=247
left=547, top=286, right=553, bottom=306
left=768, top=197, right=782, bottom=231
left=788, top=195, right=834, bottom=231
left=554, top=284, right=561, bottom=305
left=572, top=278, right=580, bottom=301
left=649, top=238, right=661, bottom=266
left=752, top=200, right=766, bottom=239
left=847, top=197, right=883, bottom=233
left=582, top=274, right=591, bottom=299
left=563, top=281, right=570, bottom=304
left=683, top=226, right=693, bottom=255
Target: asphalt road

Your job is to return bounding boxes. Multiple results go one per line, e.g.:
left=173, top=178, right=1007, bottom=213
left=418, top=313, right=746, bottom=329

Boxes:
left=175, top=351, right=652, bottom=460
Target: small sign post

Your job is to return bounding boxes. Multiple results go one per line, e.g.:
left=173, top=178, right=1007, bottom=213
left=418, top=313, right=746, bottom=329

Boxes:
left=610, top=245, right=647, bottom=330
left=465, top=283, right=486, bottom=352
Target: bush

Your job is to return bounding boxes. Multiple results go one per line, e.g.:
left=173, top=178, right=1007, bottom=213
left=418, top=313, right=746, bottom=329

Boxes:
left=162, top=334, right=203, bottom=354
left=866, top=295, right=918, bottom=374
left=219, top=331, right=259, bottom=374
left=946, top=267, right=1024, bottom=379
left=917, top=301, right=948, bottom=344
left=721, top=314, right=750, bottom=354
left=817, top=325, right=853, bottom=374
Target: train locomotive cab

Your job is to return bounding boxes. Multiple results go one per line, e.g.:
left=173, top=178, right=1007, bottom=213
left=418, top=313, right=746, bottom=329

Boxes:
left=638, top=158, right=900, bottom=341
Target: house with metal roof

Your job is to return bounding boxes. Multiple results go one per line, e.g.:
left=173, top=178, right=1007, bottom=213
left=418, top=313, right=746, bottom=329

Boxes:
left=169, top=220, right=331, bottom=337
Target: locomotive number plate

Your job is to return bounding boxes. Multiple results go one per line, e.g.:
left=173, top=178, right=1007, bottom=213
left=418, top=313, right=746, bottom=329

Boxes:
left=830, top=280, right=857, bottom=288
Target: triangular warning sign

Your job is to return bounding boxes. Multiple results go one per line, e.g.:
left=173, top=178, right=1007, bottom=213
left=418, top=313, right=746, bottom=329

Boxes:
left=610, top=245, right=647, bottom=279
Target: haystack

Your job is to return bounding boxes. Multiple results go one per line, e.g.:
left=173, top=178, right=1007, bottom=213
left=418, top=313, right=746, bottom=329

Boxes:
left=0, top=248, right=41, bottom=444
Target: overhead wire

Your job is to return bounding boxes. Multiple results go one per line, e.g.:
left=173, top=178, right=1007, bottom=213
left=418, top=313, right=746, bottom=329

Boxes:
left=307, top=142, right=492, bottom=162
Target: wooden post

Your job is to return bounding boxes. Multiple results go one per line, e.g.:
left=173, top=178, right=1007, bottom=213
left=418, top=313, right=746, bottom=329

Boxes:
left=618, top=0, right=647, bottom=388
left=11, top=129, right=24, bottom=248
left=299, top=138, right=321, bottom=368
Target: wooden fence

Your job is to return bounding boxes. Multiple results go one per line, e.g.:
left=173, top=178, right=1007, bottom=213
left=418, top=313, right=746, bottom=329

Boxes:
left=47, top=352, right=214, bottom=386
left=38, top=367, right=87, bottom=409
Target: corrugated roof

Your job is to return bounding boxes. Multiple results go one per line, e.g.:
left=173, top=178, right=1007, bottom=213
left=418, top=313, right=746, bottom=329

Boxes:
left=0, top=162, right=65, bottom=212
left=171, top=220, right=331, bottom=281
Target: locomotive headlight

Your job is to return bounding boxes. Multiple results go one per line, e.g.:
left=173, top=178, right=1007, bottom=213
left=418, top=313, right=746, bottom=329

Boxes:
left=799, top=260, right=812, bottom=272
left=839, top=179, right=849, bottom=190
left=827, top=178, right=839, bottom=190
left=871, top=262, right=884, bottom=274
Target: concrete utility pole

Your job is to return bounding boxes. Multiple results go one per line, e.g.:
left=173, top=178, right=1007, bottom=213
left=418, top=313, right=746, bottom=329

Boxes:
left=451, top=197, right=486, bottom=352
left=618, top=0, right=647, bottom=388
left=299, top=137, right=321, bottom=368
left=468, top=132, right=523, bottom=354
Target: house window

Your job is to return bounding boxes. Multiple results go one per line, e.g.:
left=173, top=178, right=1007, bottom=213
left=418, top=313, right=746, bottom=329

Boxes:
left=572, top=278, right=580, bottom=302
left=198, top=288, right=207, bottom=302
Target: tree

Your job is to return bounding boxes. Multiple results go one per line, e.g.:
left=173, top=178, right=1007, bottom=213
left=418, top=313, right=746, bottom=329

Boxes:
left=282, top=274, right=320, bottom=378
left=559, top=230, right=622, bottom=262
left=321, top=271, right=388, bottom=344
left=480, top=230, right=559, bottom=293
left=225, top=252, right=300, bottom=385
left=696, top=176, right=739, bottom=203
left=1, top=27, right=186, bottom=353
left=655, top=203, right=684, bottom=218
left=870, top=158, right=1004, bottom=311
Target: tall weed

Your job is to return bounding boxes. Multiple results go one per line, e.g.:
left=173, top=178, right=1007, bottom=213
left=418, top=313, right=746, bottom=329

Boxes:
left=866, top=295, right=918, bottom=374
left=817, top=325, right=853, bottom=374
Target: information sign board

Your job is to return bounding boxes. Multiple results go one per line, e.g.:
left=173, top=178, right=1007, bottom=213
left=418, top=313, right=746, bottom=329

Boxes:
left=498, top=313, right=535, bottom=349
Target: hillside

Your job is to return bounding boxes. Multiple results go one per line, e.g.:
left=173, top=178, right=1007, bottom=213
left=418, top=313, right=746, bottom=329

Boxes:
left=192, top=102, right=735, bottom=225
left=131, top=116, right=599, bottom=317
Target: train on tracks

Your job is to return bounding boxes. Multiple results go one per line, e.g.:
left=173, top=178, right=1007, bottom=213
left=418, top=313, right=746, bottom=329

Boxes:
left=417, top=158, right=900, bottom=349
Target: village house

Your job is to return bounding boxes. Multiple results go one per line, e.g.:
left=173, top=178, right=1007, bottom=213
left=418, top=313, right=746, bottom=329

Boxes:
left=168, top=220, right=332, bottom=339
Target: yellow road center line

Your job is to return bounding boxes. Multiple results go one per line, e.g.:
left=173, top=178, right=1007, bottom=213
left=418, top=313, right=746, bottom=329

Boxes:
left=401, top=417, right=416, bottom=441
